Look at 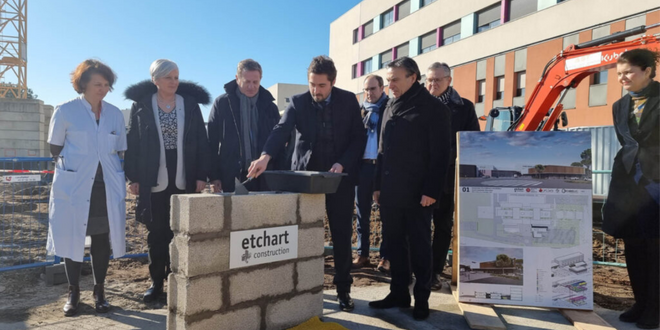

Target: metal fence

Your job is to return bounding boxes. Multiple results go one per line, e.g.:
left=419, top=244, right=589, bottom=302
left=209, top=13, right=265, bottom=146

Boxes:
left=0, top=157, right=147, bottom=273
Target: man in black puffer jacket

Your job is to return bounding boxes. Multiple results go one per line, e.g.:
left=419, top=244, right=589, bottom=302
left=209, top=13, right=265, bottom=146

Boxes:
left=207, top=59, right=284, bottom=192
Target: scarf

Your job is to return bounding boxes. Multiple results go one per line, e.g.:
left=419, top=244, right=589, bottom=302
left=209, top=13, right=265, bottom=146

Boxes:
left=629, top=82, right=654, bottom=123
left=363, top=92, right=387, bottom=130
left=237, top=88, right=259, bottom=170
left=436, top=86, right=453, bottom=105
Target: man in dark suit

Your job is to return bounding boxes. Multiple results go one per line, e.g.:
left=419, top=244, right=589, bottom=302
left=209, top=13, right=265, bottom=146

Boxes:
left=248, top=56, right=366, bottom=312
left=207, top=59, right=283, bottom=192
left=369, top=57, right=451, bottom=321
left=425, top=62, right=480, bottom=290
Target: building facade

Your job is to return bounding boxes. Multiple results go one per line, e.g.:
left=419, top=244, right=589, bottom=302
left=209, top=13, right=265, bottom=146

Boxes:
left=329, top=0, right=660, bottom=128
left=266, top=83, right=309, bottom=115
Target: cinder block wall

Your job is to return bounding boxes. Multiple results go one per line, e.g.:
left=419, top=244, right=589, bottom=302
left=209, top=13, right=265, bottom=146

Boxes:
left=0, top=99, right=53, bottom=157
left=167, top=192, right=326, bottom=330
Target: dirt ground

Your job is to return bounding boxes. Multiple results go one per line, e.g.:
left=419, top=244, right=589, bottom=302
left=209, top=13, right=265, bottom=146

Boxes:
left=0, top=203, right=634, bottom=326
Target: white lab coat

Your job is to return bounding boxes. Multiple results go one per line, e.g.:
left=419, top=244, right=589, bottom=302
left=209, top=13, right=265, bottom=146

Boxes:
left=46, top=96, right=127, bottom=262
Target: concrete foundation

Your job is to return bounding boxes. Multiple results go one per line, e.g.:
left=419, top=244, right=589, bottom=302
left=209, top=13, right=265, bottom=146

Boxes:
left=0, top=98, right=54, bottom=158
left=167, top=192, right=325, bottom=330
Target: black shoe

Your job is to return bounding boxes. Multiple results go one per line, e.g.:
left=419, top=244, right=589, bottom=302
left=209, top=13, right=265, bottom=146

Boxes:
left=369, top=293, right=411, bottom=309
left=431, top=274, right=443, bottom=291
left=93, top=283, right=110, bottom=313
left=413, top=302, right=430, bottom=320
left=636, top=306, right=659, bottom=329
left=63, top=285, right=80, bottom=317
left=143, top=282, right=163, bottom=303
left=620, top=303, right=646, bottom=323
left=337, top=292, right=354, bottom=312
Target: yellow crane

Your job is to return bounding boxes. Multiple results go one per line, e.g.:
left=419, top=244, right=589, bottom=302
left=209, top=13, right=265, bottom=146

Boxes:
left=0, top=0, right=27, bottom=99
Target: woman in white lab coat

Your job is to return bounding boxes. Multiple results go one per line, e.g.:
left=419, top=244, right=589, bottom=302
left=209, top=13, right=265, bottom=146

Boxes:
left=47, top=59, right=127, bottom=317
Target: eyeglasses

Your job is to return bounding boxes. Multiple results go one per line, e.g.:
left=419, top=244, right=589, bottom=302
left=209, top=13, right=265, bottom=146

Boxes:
left=427, top=77, right=449, bottom=84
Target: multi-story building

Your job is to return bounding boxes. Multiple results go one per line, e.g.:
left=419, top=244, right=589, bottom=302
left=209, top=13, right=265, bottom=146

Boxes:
left=329, top=0, right=660, bottom=128
left=266, top=83, right=309, bottom=115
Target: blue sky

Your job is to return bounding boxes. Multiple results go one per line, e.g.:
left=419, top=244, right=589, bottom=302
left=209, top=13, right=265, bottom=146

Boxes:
left=459, top=131, right=591, bottom=171
left=461, top=246, right=524, bottom=265
left=27, top=0, right=361, bottom=118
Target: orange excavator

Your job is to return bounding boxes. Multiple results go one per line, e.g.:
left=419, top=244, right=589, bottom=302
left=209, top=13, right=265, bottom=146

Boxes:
left=483, top=23, right=660, bottom=132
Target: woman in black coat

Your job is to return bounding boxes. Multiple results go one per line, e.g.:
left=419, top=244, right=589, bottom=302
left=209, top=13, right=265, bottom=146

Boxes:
left=603, top=49, right=659, bottom=329
left=124, top=59, right=211, bottom=303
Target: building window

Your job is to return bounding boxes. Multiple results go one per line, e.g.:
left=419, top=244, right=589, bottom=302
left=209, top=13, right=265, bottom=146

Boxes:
left=509, top=0, right=537, bottom=21
left=422, top=0, right=437, bottom=6
left=353, top=28, right=359, bottom=44
left=477, top=4, right=502, bottom=33
left=363, top=20, right=374, bottom=38
left=285, top=97, right=290, bottom=103
left=516, top=71, right=526, bottom=97
left=381, top=9, right=394, bottom=29
left=363, top=58, right=373, bottom=75
left=592, top=71, right=608, bottom=85
left=495, top=76, right=504, bottom=100
left=397, top=0, right=411, bottom=20
left=352, top=64, right=358, bottom=79
left=380, top=49, right=393, bottom=69
left=477, top=80, right=486, bottom=103
left=420, top=30, right=437, bottom=54
left=442, top=20, right=461, bottom=45
left=396, top=42, right=409, bottom=59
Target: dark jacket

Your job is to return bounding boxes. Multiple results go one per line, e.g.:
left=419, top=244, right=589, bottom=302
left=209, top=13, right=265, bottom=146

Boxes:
left=375, top=82, right=452, bottom=208
left=207, top=80, right=282, bottom=192
left=441, top=87, right=480, bottom=193
left=603, top=80, right=659, bottom=238
left=262, top=87, right=366, bottom=185
left=124, top=80, right=211, bottom=223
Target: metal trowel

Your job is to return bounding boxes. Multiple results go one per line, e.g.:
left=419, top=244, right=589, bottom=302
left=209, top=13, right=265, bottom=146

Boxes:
left=234, top=178, right=250, bottom=195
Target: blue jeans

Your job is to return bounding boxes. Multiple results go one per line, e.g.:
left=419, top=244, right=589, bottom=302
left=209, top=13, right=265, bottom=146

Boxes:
left=355, top=161, right=388, bottom=259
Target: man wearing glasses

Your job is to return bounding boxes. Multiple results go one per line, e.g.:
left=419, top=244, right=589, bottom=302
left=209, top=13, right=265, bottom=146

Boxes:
left=352, top=75, right=390, bottom=273
left=425, top=62, right=480, bottom=290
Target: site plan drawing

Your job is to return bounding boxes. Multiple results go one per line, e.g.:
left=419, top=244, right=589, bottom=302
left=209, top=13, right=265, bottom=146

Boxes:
left=457, top=131, right=594, bottom=310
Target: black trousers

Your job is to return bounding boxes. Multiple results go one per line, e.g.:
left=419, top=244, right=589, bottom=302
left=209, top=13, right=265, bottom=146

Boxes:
left=381, top=205, right=433, bottom=303
left=355, top=162, right=388, bottom=259
left=432, top=191, right=454, bottom=274
left=624, top=237, right=660, bottom=315
left=147, top=149, right=184, bottom=284
left=327, top=179, right=355, bottom=293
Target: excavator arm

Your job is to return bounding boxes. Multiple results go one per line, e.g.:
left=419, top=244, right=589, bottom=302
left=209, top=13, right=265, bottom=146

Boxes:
left=489, top=24, right=660, bottom=132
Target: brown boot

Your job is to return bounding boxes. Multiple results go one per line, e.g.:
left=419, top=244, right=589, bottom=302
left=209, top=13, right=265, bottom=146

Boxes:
left=377, top=259, right=390, bottom=273
left=352, top=256, right=371, bottom=268
left=93, top=283, right=110, bottom=313
left=63, top=285, right=80, bottom=317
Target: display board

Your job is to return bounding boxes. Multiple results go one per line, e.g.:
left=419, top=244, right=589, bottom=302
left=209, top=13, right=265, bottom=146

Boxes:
left=457, top=131, right=593, bottom=310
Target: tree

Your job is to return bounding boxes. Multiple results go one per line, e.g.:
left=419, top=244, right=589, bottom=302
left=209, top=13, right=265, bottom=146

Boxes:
left=0, top=82, right=38, bottom=99
left=495, top=254, right=511, bottom=267
left=534, top=164, right=545, bottom=179
left=580, top=148, right=592, bottom=170
left=571, top=162, right=583, bottom=167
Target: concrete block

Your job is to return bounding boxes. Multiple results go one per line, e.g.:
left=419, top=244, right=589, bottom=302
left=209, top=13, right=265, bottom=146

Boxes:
left=296, top=257, right=324, bottom=292
left=229, top=263, right=294, bottom=305
left=168, top=306, right=261, bottom=330
left=42, top=263, right=67, bottom=286
left=298, top=194, right=326, bottom=224
left=170, top=236, right=229, bottom=277
left=298, top=227, right=325, bottom=259
left=171, top=194, right=224, bottom=235
left=265, top=291, right=323, bottom=330
left=231, top=193, right=298, bottom=231
left=168, top=274, right=222, bottom=316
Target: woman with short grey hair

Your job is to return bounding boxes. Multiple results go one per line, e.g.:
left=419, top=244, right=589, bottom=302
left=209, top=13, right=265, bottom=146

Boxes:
left=124, top=59, right=212, bottom=303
